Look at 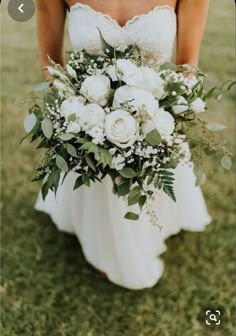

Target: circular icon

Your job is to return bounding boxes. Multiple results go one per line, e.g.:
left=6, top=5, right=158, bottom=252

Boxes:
left=8, top=0, right=35, bottom=22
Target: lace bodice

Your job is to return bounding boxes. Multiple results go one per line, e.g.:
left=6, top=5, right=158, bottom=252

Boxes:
left=68, top=3, right=177, bottom=66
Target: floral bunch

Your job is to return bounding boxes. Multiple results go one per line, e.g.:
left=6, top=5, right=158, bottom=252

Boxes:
left=23, top=34, right=234, bottom=223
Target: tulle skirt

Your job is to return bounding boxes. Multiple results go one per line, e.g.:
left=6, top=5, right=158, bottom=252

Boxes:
left=35, top=162, right=211, bottom=290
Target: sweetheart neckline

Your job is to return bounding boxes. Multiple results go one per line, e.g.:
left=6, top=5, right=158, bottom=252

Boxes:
left=69, top=3, right=176, bottom=29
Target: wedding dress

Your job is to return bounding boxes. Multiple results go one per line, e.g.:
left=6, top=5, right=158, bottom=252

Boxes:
left=35, top=3, right=211, bottom=289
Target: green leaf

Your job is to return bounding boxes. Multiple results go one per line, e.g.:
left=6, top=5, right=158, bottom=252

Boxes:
left=66, top=143, right=78, bottom=158
left=47, top=168, right=61, bottom=192
left=82, top=174, right=91, bottom=187
left=145, top=129, right=161, bottom=146
left=221, top=156, right=232, bottom=171
left=24, top=113, right=37, bottom=133
left=138, top=195, right=147, bottom=209
left=32, top=82, right=49, bottom=92
left=80, top=142, right=99, bottom=154
left=117, top=180, right=131, bottom=196
left=207, top=123, right=226, bottom=131
left=85, top=155, right=96, bottom=171
left=42, top=118, right=54, bottom=139
left=67, top=113, right=77, bottom=122
left=119, top=168, right=136, bottom=178
left=56, top=155, right=69, bottom=172
left=128, top=186, right=142, bottom=206
left=59, top=133, right=75, bottom=141
left=74, top=176, right=83, bottom=190
left=41, top=181, right=49, bottom=200
left=193, top=164, right=206, bottom=186
left=124, top=212, right=139, bottom=221
left=98, top=148, right=112, bottom=168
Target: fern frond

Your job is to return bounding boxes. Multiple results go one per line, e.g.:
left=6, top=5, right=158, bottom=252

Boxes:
left=154, top=169, right=176, bottom=202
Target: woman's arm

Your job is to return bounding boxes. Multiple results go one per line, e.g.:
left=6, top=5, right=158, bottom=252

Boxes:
left=175, top=0, right=210, bottom=67
left=35, top=0, right=67, bottom=77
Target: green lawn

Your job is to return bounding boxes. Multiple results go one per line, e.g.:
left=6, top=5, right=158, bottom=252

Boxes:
left=1, top=1, right=235, bottom=335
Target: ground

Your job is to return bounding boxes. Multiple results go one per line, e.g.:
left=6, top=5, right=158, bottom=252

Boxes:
left=1, top=1, right=235, bottom=335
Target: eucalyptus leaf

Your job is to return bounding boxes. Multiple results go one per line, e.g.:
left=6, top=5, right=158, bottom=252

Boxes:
left=145, top=129, right=161, bottom=146
left=193, top=164, right=206, bottom=186
left=66, top=143, right=78, bottom=158
left=56, top=155, right=69, bottom=172
left=119, top=167, right=137, bottom=178
left=124, top=212, right=139, bottom=221
left=138, top=195, right=147, bottom=209
left=128, top=186, right=142, bottom=206
left=117, top=180, right=130, bottom=196
left=221, top=156, right=232, bottom=171
left=59, top=133, right=75, bottom=141
left=24, top=113, right=37, bottom=133
left=42, top=118, right=54, bottom=139
left=207, top=123, right=226, bottom=131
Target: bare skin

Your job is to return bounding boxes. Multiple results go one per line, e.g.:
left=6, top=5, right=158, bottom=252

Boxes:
left=35, top=0, right=210, bottom=77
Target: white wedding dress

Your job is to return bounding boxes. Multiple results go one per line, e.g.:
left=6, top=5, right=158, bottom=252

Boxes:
left=35, top=3, right=211, bottom=289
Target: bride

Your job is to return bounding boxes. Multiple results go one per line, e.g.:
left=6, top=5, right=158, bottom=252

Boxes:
left=35, top=0, right=211, bottom=289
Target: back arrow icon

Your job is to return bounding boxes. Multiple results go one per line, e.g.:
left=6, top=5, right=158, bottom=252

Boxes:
left=18, top=4, right=24, bottom=13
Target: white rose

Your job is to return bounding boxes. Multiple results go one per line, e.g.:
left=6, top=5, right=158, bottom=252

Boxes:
left=105, top=109, right=137, bottom=148
left=153, top=109, right=175, bottom=137
left=80, top=103, right=105, bottom=131
left=138, top=67, right=165, bottom=99
left=60, top=96, right=85, bottom=121
left=87, top=126, right=105, bottom=144
left=66, top=64, right=77, bottom=78
left=80, top=75, right=111, bottom=106
left=115, top=59, right=142, bottom=86
left=66, top=121, right=81, bottom=134
left=113, top=86, right=158, bottom=117
left=191, top=98, right=205, bottom=113
left=172, top=96, right=189, bottom=114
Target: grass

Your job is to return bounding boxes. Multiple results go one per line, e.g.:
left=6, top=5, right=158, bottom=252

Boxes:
left=1, top=1, right=235, bottom=335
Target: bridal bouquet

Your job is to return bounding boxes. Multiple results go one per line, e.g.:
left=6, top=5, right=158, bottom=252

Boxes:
left=23, top=33, right=233, bottom=222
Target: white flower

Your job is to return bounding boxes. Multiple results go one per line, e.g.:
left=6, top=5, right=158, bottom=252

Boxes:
left=87, top=126, right=105, bottom=144
left=153, top=109, right=175, bottom=137
left=80, top=103, right=105, bottom=131
left=172, top=96, right=189, bottom=114
left=66, top=64, right=77, bottom=78
left=105, top=109, right=137, bottom=148
left=114, top=59, right=142, bottom=86
left=138, top=67, right=165, bottom=99
left=60, top=96, right=85, bottom=121
left=111, top=154, right=126, bottom=170
left=191, top=98, right=205, bottom=113
left=80, top=75, right=111, bottom=106
left=113, top=86, right=158, bottom=117
left=142, top=108, right=175, bottom=138
left=66, top=121, right=81, bottom=134
left=186, top=76, right=199, bottom=89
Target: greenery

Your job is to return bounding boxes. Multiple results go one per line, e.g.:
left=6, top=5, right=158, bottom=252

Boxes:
left=1, top=1, right=235, bottom=335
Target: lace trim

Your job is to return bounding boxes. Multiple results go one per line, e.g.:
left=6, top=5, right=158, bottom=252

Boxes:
left=69, top=3, right=176, bottom=29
